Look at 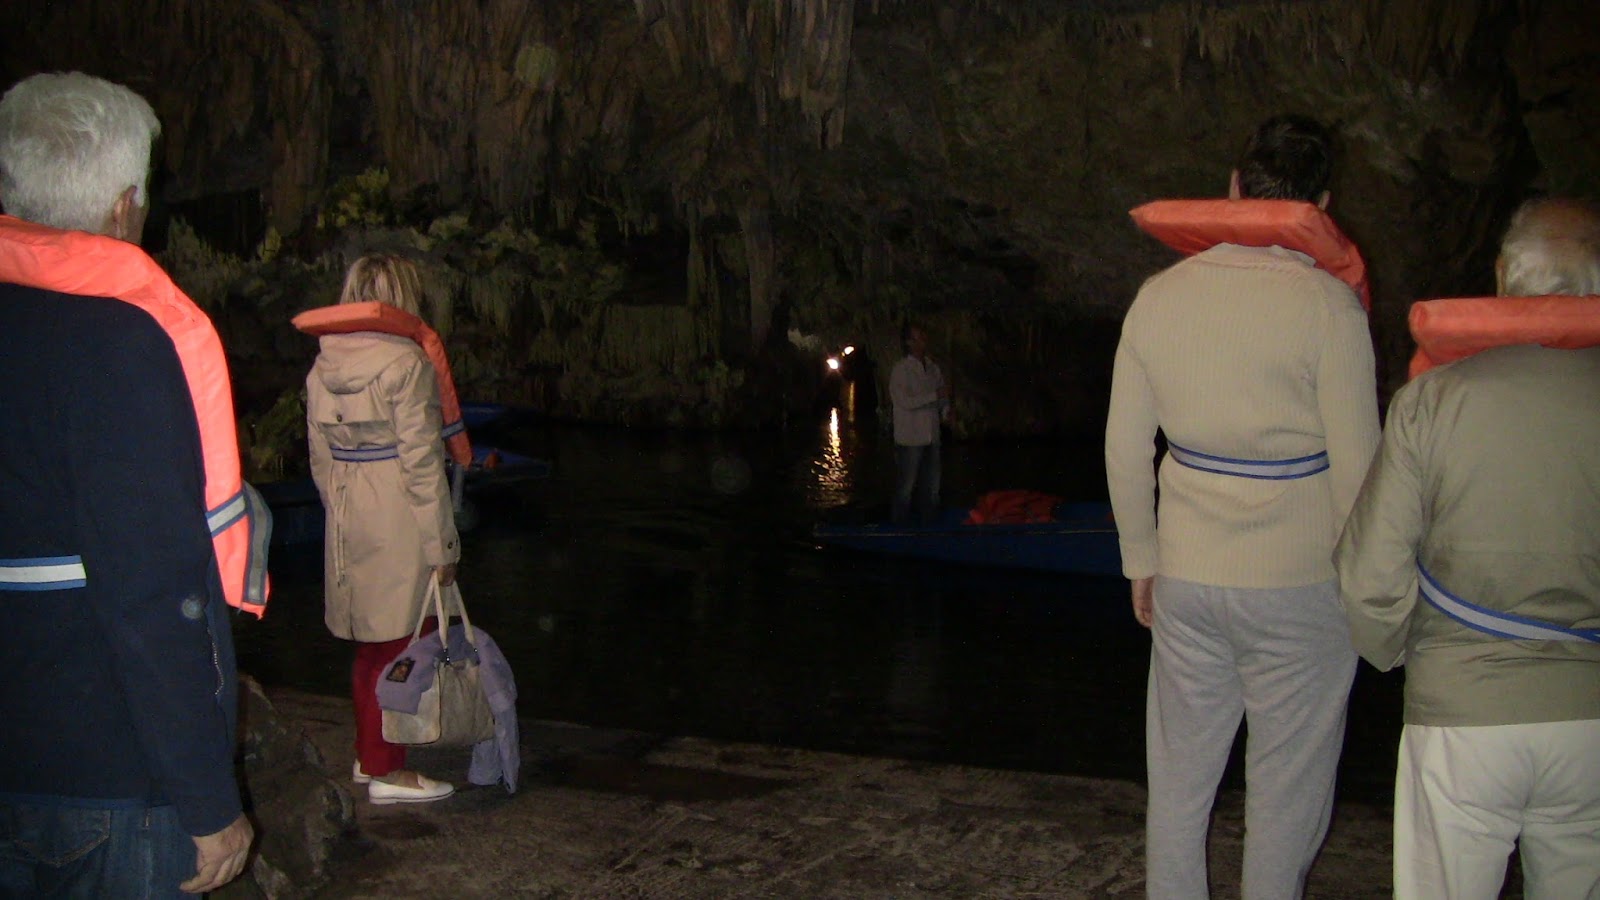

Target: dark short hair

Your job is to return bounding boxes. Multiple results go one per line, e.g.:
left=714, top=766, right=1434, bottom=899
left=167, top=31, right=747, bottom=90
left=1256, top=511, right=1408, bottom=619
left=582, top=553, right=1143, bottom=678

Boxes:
left=1235, top=115, right=1334, bottom=202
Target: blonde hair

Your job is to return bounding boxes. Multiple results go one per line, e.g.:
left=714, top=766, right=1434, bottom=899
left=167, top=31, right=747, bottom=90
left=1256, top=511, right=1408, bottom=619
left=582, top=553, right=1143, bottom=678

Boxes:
left=339, top=254, right=423, bottom=315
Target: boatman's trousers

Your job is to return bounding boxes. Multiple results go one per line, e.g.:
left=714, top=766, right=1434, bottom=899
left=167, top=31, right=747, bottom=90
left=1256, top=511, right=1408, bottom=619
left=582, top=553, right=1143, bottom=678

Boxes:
left=1144, top=576, right=1357, bottom=900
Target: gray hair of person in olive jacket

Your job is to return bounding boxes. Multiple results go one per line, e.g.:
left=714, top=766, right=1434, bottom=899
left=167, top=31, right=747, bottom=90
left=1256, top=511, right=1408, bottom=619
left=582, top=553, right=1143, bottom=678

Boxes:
left=1496, top=197, right=1600, bottom=298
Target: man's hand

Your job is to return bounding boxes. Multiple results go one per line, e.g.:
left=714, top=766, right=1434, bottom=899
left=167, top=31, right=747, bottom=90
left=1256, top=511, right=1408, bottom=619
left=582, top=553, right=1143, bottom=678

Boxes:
left=1130, top=576, right=1155, bottom=629
left=181, top=814, right=253, bottom=894
left=435, top=563, right=458, bottom=587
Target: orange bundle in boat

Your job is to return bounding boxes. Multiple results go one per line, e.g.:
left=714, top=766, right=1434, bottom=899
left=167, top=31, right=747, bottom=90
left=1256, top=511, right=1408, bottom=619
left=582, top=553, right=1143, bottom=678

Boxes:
left=965, top=490, right=1063, bottom=525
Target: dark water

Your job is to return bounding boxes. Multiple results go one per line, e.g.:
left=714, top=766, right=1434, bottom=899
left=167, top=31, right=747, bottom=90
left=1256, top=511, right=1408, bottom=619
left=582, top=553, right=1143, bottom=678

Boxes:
left=234, top=412, right=1405, bottom=804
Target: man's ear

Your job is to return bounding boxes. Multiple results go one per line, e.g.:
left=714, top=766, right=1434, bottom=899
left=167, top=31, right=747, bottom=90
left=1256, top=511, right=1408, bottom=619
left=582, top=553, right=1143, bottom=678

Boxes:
left=1316, top=190, right=1331, bottom=210
left=108, top=185, right=140, bottom=241
left=1228, top=170, right=1241, bottom=200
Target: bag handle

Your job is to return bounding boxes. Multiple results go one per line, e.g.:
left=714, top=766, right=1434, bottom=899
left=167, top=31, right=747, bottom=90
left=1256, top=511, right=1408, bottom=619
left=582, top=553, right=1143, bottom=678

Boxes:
left=407, top=572, right=480, bottom=657
left=408, top=574, right=444, bottom=644
left=445, top=581, right=479, bottom=649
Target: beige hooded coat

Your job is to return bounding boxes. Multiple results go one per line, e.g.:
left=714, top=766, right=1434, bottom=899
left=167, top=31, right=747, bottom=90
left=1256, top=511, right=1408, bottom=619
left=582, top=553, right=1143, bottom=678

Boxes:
left=307, top=332, right=460, bottom=643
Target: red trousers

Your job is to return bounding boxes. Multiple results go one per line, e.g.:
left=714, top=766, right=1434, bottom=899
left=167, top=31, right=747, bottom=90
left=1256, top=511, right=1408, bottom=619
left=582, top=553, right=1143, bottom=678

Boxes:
left=351, top=618, right=436, bottom=777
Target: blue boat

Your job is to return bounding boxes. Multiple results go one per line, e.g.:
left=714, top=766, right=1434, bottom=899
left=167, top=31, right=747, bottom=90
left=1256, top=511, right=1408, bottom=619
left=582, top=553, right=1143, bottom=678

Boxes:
left=460, top=401, right=516, bottom=430
left=258, top=444, right=552, bottom=547
left=812, top=501, right=1122, bottom=576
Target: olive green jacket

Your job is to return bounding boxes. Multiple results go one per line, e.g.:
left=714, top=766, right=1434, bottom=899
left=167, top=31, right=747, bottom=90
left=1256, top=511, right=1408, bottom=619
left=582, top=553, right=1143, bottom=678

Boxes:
left=1335, top=344, right=1600, bottom=726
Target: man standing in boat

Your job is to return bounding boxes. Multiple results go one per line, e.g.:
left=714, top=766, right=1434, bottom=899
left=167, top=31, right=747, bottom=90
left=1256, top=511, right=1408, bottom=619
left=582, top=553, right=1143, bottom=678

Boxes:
left=1335, top=197, right=1600, bottom=899
left=1104, top=115, right=1380, bottom=898
left=890, top=321, right=951, bottom=526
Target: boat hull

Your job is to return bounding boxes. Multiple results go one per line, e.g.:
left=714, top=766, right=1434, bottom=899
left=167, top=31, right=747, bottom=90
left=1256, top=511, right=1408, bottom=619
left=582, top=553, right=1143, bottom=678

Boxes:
left=258, top=445, right=550, bottom=547
left=813, top=502, right=1121, bottom=576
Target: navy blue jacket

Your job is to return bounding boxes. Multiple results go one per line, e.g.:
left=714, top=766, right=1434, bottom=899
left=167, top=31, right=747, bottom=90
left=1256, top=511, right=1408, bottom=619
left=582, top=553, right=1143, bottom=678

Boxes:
left=0, top=283, right=242, bottom=836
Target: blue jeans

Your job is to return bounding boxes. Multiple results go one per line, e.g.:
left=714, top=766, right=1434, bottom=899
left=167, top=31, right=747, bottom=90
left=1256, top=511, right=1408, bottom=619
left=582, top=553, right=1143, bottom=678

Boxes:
left=892, top=442, right=941, bottom=526
left=0, top=800, right=194, bottom=899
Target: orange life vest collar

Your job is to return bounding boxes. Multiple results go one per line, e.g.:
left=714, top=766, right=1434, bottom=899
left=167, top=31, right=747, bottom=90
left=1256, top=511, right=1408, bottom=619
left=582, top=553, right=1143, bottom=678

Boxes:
left=0, top=215, right=270, bottom=616
left=1129, top=199, right=1371, bottom=311
left=1407, top=295, right=1600, bottom=379
left=291, top=301, right=473, bottom=466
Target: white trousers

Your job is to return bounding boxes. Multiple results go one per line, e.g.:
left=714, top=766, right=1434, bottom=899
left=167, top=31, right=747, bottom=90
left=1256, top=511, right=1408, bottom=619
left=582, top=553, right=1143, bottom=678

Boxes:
left=1395, top=719, right=1600, bottom=900
left=1145, top=577, right=1357, bottom=900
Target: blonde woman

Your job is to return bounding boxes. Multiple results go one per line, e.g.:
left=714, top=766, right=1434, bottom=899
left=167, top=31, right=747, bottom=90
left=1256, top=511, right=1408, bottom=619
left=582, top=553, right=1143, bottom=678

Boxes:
left=306, top=254, right=459, bottom=804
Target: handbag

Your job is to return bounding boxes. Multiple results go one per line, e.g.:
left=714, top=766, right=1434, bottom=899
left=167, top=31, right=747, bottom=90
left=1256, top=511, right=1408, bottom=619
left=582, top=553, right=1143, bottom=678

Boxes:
left=379, top=575, right=497, bottom=747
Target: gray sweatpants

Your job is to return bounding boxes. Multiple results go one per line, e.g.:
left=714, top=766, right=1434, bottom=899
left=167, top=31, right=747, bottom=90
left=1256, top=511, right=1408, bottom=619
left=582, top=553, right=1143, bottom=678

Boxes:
left=1145, top=576, right=1357, bottom=900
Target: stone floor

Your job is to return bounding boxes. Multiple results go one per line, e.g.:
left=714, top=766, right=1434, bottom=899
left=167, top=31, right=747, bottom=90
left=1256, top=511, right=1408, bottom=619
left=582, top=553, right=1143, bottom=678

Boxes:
left=260, top=688, right=1415, bottom=899
left=265, top=682, right=1414, bottom=890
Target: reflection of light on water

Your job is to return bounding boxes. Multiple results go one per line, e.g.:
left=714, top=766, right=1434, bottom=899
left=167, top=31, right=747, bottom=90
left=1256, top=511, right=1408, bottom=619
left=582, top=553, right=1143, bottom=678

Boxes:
left=807, top=408, right=854, bottom=506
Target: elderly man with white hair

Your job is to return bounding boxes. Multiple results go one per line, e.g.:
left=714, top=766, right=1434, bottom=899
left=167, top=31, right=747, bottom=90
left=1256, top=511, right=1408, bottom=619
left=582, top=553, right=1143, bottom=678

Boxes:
left=0, top=72, right=255, bottom=896
left=1335, top=196, right=1600, bottom=900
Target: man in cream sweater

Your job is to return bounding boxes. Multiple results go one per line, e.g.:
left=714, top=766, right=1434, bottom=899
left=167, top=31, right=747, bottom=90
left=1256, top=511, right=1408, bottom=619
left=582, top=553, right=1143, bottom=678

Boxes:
left=1334, top=198, right=1600, bottom=899
left=1105, top=116, right=1380, bottom=899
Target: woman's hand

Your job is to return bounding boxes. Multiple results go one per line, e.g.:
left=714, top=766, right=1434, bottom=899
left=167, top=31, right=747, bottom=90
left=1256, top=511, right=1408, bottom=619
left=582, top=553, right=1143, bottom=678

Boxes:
left=435, top=563, right=457, bottom=587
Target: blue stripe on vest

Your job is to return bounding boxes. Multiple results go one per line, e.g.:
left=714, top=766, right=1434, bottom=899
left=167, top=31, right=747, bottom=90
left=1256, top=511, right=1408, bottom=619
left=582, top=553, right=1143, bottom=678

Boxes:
left=330, top=445, right=400, bottom=462
left=1167, top=441, right=1330, bottom=480
left=0, top=555, right=88, bottom=591
left=1418, top=562, right=1600, bottom=644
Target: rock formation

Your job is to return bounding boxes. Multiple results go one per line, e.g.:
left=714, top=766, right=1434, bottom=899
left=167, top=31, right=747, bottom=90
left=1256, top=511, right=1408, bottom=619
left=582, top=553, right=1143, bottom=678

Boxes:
left=3, top=0, right=1596, bottom=438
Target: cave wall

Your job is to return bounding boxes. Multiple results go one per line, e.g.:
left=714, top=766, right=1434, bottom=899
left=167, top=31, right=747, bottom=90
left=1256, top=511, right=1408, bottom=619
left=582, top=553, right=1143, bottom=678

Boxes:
left=2, top=0, right=1595, bottom=433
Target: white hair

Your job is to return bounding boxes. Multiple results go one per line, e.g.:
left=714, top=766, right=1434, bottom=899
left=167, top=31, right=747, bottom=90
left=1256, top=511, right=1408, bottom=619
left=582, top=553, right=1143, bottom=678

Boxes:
left=1498, top=197, right=1600, bottom=297
left=0, top=72, right=161, bottom=233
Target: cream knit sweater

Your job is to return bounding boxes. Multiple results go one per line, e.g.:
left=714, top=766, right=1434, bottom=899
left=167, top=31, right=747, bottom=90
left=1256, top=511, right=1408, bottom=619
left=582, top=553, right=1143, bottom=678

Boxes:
left=1105, top=243, right=1380, bottom=588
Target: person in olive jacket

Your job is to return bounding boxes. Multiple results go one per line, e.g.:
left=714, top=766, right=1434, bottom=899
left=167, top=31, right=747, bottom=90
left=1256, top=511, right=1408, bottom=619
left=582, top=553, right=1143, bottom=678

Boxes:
left=307, top=254, right=460, bottom=805
left=1335, top=197, right=1600, bottom=899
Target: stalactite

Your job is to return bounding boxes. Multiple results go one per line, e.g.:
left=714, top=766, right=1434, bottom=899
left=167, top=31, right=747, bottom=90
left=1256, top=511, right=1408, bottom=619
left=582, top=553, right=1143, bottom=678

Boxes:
left=631, top=0, right=858, bottom=151
left=6, top=0, right=1558, bottom=402
left=1077, top=0, right=1515, bottom=90
left=737, top=202, right=777, bottom=349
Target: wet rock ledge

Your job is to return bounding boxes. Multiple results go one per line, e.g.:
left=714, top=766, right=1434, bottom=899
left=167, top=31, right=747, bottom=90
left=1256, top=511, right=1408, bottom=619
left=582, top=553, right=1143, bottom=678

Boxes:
left=217, top=680, right=1439, bottom=899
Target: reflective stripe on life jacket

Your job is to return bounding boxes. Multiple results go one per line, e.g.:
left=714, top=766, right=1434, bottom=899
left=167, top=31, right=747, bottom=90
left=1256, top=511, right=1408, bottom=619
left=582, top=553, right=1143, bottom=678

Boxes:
left=1418, top=562, right=1600, bottom=644
left=1407, top=295, right=1600, bottom=379
left=1167, top=442, right=1329, bottom=480
left=291, top=301, right=472, bottom=467
left=0, top=216, right=270, bottom=616
left=0, top=555, right=88, bottom=591
left=1129, top=199, right=1371, bottom=311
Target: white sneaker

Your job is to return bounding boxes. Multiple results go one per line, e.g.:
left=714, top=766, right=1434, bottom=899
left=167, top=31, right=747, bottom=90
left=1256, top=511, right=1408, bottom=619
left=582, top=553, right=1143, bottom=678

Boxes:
left=352, top=761, right=372, bottom=785
left=368, top=774, right=454, bottom=805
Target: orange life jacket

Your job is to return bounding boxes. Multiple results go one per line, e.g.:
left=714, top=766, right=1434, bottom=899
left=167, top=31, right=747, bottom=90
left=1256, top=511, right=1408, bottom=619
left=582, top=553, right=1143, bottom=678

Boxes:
left=291, top=301, right=473, bottom=466
left=1407, top=295, right=1600, bottom=379
left=1129, top=199, right=1371, bottom=311
left=0, top=215, right=270, bottom=616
